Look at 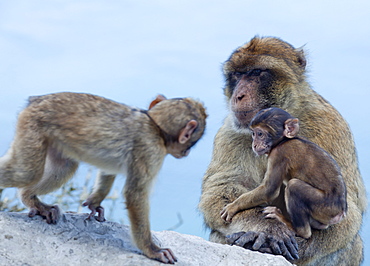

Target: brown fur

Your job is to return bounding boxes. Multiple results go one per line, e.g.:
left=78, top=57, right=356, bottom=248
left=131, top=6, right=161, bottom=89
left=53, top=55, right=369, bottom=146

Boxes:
left=0, top=92, right=207, bottom=264
left=199, top=36, right=366, bottom=265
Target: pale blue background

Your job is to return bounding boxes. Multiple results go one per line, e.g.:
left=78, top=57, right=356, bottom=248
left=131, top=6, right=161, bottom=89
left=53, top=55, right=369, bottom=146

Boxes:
left=0, top=1, right=369, bottom=264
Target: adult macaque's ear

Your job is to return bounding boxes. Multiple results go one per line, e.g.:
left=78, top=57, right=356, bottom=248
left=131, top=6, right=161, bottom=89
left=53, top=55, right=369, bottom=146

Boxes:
left=295, top=47, right=307, bottom=69
left=284, top=118, right=299, bottom=138
left=149, top=94, right=167, bottom=109
left=178, top=120, right=198, bottom=144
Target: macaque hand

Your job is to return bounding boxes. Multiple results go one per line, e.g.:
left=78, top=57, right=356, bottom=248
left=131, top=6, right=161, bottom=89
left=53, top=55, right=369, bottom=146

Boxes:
left=147, top=247, right=178, bottom=264
left=82, top=200, right=106, bottom=222
left=226, top=229, right=299, bottom=261
left=220, top=203, right=238, bottom=223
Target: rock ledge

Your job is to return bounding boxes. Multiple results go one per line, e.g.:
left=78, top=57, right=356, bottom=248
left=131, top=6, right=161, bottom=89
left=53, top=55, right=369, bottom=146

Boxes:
left=0, top=212, right=292, bottom=265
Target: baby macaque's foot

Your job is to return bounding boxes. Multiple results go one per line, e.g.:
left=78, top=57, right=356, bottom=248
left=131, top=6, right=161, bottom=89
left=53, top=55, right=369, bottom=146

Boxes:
left=28, top=204, right=61, bottom=224
left=82, top=201, right=106, bottom=222
left=263, top=206, right=294, bottom=231
left=220, top=203, right=237, bottom=223
left=263, top=206, right=283, bottom=220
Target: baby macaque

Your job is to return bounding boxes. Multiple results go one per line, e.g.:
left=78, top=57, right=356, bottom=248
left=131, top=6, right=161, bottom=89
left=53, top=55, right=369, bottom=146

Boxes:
left=220, top=107, right=347, bottom=239
left=0, top=92, right=207, bottom=263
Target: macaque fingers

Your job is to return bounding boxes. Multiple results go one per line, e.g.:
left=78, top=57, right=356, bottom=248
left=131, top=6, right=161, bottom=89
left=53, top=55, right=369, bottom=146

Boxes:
left=161, top=248, right=178, bottom=264
left=220, top=208, right=231, bottom=222
left=220, top=210, right=231, bottom=223
left=267, top=233, right=299, bottom=260
left=263, top=206, right=289, bottom=225
left=95, top=206, right=106, bottom=222
left=226, top=231, right=251, bottom=245
left=85, top=209, right=96, bottom=221
left=147, top=248, right=178, bottom=264
left=230, top=231, right=258, bottom=247
left=82, top=201, right=106, bottom=222
left=29, top=205, right=61, bottom=224
left=251, top=232, right=268, bottom=251
left=28, top=208, right=39, bottom=218
left=226, top=230, right=298, bottom=260
left=220, top=203, right=237, bottom=222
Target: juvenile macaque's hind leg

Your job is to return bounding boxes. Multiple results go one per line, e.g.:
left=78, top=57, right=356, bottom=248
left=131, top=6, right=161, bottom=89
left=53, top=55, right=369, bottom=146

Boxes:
left=20, top=147, right=79, bottom=224
left=20, top=191, right=61, bottom=224
left=285, top=178, right=328, bottom=239
left=0, top=133, right=48, bottom=188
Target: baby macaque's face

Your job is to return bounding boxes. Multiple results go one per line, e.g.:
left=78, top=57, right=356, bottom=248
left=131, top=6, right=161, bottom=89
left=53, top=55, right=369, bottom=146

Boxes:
left=251, top=126, right=273, bottom=156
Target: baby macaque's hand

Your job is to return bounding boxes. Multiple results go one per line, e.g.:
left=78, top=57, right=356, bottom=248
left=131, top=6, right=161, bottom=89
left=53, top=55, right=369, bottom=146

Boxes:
left=220, top=203, right=237, bottom=223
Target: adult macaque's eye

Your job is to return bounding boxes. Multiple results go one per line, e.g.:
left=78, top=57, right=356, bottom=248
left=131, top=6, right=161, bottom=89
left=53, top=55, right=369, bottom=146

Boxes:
left=249, top=69, right=262, bottom=76
left=233, top=72, right=244, bottom=79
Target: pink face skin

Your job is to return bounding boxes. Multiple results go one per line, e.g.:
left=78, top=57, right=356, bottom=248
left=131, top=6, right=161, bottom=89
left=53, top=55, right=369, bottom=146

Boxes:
left=251, top=127, right=272, bottom=156
left=167, top=142, right=191, bottom=159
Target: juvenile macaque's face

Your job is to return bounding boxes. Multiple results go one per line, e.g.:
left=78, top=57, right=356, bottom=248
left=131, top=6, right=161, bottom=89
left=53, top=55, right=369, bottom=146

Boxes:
left=165, top=119, right=201, bottom=159
left=166, top=142, right=192, bottom=159
left=251, top=127, right=273, bottom=156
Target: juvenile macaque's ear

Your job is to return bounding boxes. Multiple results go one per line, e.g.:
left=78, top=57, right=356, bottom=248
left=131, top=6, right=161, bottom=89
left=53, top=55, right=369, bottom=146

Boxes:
left=178, top=120, right=198, bottom=144
left=149, top=94, right=167, bottom=109
left=284, top=118, right=299, bottom=138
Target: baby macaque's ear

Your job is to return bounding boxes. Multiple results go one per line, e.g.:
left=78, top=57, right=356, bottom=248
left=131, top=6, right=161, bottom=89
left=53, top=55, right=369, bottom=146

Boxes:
left=284, top=118, right=299, bottom=138
left=149, top=94, right=167, bottom=109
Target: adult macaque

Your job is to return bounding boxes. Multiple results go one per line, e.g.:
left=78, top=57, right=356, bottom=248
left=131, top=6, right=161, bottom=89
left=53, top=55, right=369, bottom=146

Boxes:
left=0, top=92, right=207, bottom=264
left=198, top=36, right=366, bottom=265
left=220, top=107, right=347, bottom=239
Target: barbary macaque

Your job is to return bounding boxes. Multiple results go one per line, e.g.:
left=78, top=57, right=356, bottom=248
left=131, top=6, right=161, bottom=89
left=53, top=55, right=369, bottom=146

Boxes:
left=0, top=92, right=207, bottom=264
left=198, top=36, right=366, bottom=265
left=220, top=107, right=347, bottom=239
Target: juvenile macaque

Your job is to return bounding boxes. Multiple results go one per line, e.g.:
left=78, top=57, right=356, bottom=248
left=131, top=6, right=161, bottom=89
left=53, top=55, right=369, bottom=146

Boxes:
left=0, top=92, right=207, bottom=264
left=220, top=107, right=347, bottom=239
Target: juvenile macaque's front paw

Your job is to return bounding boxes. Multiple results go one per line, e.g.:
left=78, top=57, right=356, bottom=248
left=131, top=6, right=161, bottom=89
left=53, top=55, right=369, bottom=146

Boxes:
left=146, top=247, right=178, bottom=264
left=28, top=204, right=61, bottom=224
left=82, top=201, right=106, bottom=222
left=220, top=203, right=237, bottom=223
